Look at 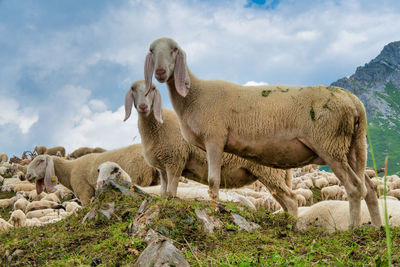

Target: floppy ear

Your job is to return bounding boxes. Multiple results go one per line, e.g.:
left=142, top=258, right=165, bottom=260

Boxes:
left=144, top=52, right=154, bottom=96
left=124, top=89, right=134, bottom=122
left=174, top=48, right=190, bottom=97
left=152, top=88, right=163, bottom=123
left=44, top=156, right=57, bottom=193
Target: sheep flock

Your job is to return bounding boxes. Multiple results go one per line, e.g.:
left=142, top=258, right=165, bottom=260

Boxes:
left=1, top=37, right=400, bottom=264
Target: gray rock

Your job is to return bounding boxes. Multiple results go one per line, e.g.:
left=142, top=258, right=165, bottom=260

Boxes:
left=134, top=230, right=189, bottom=267
left=195, top=208, right=221, bottom=234
left=81, top=202, right=115, bottom=224
left=231, top=213, right=260, bottom=232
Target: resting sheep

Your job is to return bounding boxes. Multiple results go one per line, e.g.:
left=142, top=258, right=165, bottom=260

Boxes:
left=143, top=37, right=381, bottom=229
left=0, top=153, right=8, bottom=163
left=124, top=80, right=297, bottom=215
left=0, top=218, right=13, bottom=231
left=297, top=199, right=400, bottom=232
left=96, top=162, right=131, bottom=189
left=26, top=145, right=159, bottom=205
left=67, top=147, right=106, bottom=159
left=13, top=198, right=30, bottom=211
left=34, top=146, right=47, bottom=155
left=8, top=210, right=42, bottom=227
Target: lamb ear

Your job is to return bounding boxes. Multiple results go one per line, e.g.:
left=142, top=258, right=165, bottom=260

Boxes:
left=124, top=89, right=134, bottom=122
left=152, top=88, right=163, bottom=123
left=44, top=156, right=57, bottom=193
left=144, top=52, right=154, bottom=96
left=174, top=48, right=190, bottom=97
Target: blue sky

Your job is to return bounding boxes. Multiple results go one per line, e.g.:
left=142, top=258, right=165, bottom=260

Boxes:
left=1, top=0, right=400, bottom=156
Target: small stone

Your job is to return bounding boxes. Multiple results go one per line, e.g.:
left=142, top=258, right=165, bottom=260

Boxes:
left=195, top=209, right=221, bottom=234
left=231, top=213, right=260, bottom=232
left=134, top=231, right=189, bottom=267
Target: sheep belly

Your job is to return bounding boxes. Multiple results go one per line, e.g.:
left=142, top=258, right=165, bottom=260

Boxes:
left=225, top=133, right=324, bottom=168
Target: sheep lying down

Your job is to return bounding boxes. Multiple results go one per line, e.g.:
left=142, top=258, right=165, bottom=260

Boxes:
left=139, top=180, right=278, bottom=211
left=297, top=199, right=400, bottom=233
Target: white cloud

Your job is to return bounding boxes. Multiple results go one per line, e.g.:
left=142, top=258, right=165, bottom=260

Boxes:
left=244, top=81, right=269, bottom=86
left=57, top=103, right=140, bottom=153
left=2, top=0, right=400, bottom=155
left=0, top=96, right=39, bottom=134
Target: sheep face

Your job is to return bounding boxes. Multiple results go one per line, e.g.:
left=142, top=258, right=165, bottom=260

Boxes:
left=96, top=162, right=128, bottom=189
left=124, top=80, right=163, bottom=123
left=26, top=155, right=58, bottom=194
left=144, top=38, right=190, bottom=98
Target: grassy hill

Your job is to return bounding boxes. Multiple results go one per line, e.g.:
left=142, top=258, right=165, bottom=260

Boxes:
left=0, top=188, right=398, bottom=266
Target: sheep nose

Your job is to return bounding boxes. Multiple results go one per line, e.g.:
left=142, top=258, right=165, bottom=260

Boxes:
left=139, top=104, right=148, bottom=110
left=155, top=68, right=166, bottom=76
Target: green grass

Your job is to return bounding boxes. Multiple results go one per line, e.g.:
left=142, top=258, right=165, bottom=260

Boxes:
left=1, top=188, right=400, bottom=266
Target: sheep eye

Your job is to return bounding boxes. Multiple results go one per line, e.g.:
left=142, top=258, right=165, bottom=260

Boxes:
left=173, top=47, right=178, bottom=52
left=149, top=48, right=153, bottom=53
left=97, top=169, right=99, bottom=172
left=111, top=167, right=119, bottom=174
left=152, top=86, right=155, bottom=90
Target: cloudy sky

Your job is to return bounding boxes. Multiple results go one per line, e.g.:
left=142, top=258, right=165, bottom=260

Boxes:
left=1, top=0, right=400, bottom=156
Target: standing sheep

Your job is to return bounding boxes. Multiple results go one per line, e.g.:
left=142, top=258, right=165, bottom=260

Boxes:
left=124, top=80, right=297, bottom=215
left=143, top=37, right=381, bottom=229
left=26, top=145, right=159, bottom=205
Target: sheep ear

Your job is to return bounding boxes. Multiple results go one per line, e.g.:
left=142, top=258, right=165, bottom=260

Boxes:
left=174, top=48, right=190, bottom=97
left=124, top=89, right=134, bottom=122
left=144, top=52, right=154, bottom=96
left=152, top=88, right=163, bottom=123
left=44, top=156, right=57, bottom=193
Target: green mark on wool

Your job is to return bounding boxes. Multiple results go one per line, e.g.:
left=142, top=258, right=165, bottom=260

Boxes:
left=262, top=90, right=271, bottom=97
left=310, top=107, right=316, bottom=121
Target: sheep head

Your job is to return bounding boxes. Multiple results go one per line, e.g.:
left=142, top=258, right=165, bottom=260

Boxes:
left=144, top=37, right=190, bottom=98
left=124, top=80, right=163, bottom=123
left=26, top=155, right=58, bottom=194
left=96, top=162, right=130, bottom=189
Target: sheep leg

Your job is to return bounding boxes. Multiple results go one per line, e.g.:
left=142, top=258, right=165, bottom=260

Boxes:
left=159, top=169, right=168, bottom=197
left=205, top=142, right=223, bottom=200
left=326, top=161, right=365, bottom=229
left=348, top=134, right=382, bottom=227
left=273, top=189, right=298, bottom=217
left=166, top=168, right=180, bottom=197
left=364, top=174, right=382, bottom=227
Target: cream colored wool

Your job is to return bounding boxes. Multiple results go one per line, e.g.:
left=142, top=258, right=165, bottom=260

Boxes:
left=321, top=185, right=344, bottom=200
left=0, top=153, right=8, bottom=163
left=34, top=146, right=47, bottom=155
left=27, top=145, right=159, bottom=205
left=143, top=37, right=381, bottom=229
left=13, top=198, right=29, bottom=212
left=297, top=199, right=400, bottom=233
left=45, top=146, right=66, bottom=157
left=293, top=188, right=313, bottom=204
left=0, top=218, right=13, bottom=231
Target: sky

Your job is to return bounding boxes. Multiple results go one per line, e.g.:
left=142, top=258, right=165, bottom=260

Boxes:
left=0, top=0, right=400, bottom=156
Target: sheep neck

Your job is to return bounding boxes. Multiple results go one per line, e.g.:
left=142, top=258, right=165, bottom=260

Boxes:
left=138, top=110, right=164, bottom=142
left=166, top=69, right=200, bottom=118
left=52, top=157, right=73, bottom=190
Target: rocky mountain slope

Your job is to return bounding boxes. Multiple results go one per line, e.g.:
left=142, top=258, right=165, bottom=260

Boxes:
left=332, top=41, right=400, bottom=174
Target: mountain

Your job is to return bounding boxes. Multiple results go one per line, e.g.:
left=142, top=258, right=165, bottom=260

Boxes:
left=332, top=41, right=400, bottom=175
